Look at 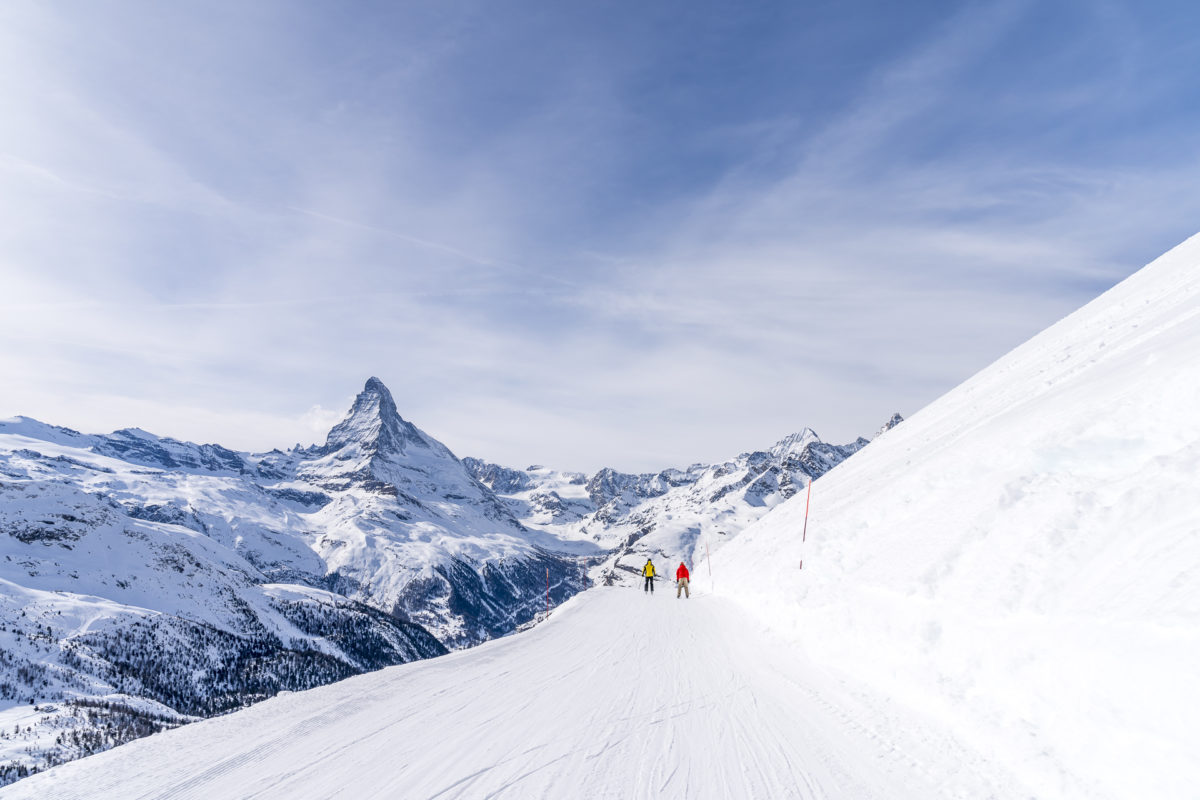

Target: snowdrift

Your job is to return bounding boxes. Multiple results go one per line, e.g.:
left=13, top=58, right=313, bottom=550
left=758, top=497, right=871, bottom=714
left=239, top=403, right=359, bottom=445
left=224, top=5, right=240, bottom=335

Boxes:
left=713, top=234, right=1200, bottom=798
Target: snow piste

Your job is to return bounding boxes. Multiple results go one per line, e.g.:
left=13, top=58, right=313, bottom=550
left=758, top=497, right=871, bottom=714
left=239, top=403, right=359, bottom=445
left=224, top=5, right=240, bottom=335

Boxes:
left=0, top=588, right=1026, bottom=799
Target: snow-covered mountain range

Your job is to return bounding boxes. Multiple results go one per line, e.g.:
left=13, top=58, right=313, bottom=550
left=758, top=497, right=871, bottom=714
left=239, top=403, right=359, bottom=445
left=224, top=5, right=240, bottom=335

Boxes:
left=0, top=379, right=588, bottom=782
left=465, top=424, right=879, bottom=583
left=0, top=377, right=884, bottom=784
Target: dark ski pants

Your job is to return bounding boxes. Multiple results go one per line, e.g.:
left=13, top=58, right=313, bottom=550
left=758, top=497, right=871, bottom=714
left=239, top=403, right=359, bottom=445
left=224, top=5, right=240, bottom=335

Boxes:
left=644, top=576, right=654, bottom=593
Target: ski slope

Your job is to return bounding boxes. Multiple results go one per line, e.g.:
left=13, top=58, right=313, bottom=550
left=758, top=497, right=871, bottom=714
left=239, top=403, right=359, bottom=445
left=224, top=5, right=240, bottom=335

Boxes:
left=1, top=586, right=1026, bottom=799
left=714, top=233, right=1200, bottom=799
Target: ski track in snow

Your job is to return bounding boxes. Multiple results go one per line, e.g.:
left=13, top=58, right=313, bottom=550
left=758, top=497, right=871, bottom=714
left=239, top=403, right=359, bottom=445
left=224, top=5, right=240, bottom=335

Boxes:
left=0, top=587, right=1024, bottom=800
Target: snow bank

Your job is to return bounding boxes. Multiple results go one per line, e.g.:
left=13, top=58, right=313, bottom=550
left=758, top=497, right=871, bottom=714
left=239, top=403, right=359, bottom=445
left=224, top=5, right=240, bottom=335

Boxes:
left=713, top=234, right=1200, bottom=798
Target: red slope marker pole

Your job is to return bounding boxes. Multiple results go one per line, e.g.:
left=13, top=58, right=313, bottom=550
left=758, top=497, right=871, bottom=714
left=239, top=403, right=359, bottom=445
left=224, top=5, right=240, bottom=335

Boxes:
left=802, top=477, right=812, bottom=542
left=545, top=567, right=550, bottom=617
left=800, top=477, right=812, bottom=570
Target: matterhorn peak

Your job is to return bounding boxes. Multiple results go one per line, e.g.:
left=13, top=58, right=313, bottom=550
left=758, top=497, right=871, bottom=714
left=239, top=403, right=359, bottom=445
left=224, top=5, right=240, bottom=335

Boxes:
left=321, top=377, right=427, bottom=456
left=363, top=375, right=390, bottom=395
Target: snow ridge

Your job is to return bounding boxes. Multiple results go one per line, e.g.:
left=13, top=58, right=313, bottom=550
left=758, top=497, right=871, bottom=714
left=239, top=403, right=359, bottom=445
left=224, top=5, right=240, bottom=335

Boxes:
left=714, top=232, right=1200, bottom=799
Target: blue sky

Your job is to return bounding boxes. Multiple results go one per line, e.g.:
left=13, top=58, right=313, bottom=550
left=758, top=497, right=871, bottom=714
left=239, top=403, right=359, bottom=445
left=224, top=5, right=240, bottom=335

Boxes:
left=2, top=0, right=1199, bottom=472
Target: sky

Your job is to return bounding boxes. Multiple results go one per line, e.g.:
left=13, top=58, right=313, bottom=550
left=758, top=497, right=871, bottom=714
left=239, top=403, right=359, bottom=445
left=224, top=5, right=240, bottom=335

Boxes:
left=2, top=0, right=1199, bottom=473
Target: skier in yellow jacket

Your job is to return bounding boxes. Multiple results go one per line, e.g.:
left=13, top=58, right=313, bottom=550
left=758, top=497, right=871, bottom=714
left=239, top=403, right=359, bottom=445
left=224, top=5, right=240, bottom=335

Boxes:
left=642, top=558, right=656, bottom=593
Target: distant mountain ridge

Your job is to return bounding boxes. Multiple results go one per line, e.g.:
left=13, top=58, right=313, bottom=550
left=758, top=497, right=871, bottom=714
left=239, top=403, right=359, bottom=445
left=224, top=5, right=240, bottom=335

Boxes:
left=464, top=421, right=894, bottom=581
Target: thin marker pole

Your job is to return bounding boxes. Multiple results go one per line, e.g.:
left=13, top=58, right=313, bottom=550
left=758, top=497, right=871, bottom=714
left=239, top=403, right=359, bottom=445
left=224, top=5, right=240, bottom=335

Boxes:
left=545, top=567, right=550, bottom=617
left=802, top=477, right=812, bottom=542
left=800, top=477, right=813, bottom=570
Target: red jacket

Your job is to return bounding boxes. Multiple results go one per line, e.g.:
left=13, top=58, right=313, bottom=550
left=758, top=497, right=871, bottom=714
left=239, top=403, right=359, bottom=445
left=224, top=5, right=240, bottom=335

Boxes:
left=676, top=563, right=689, bottom=580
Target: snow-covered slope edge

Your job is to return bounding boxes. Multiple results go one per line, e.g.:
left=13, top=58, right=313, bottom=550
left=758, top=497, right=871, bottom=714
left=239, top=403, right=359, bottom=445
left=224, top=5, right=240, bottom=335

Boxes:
left=713, top=234, right=1200, bottom=799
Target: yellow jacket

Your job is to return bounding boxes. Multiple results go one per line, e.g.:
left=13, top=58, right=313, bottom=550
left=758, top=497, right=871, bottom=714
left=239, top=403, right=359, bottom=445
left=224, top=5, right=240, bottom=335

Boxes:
left=642, top=562, right=655, bottom=577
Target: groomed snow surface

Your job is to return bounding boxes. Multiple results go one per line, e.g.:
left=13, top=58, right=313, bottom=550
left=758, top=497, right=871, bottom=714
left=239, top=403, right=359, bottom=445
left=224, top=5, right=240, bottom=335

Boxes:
left=5, top=233, right=1199, bottom=799
left=0, top=587, right=1027, bottom=800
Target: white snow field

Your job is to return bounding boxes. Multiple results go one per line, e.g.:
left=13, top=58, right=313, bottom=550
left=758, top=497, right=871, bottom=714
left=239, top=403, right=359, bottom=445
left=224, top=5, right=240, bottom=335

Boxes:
left=714, top=233, right=1200, bottom=799
left=5, top=233, right=1198, bottom=800
left=0, top=588, right=1026, bottom=800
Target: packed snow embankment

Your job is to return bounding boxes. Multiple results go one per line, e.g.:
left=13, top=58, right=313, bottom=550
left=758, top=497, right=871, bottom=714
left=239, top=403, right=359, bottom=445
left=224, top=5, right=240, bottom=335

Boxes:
left=713, top=234, right=1200, bottom=799
left=1, top=587, right=1027, bottom=799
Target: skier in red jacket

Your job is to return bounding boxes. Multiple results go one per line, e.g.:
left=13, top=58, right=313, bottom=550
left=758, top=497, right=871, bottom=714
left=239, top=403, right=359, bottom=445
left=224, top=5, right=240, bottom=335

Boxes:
left=675, top=561, right=690, bottom=599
